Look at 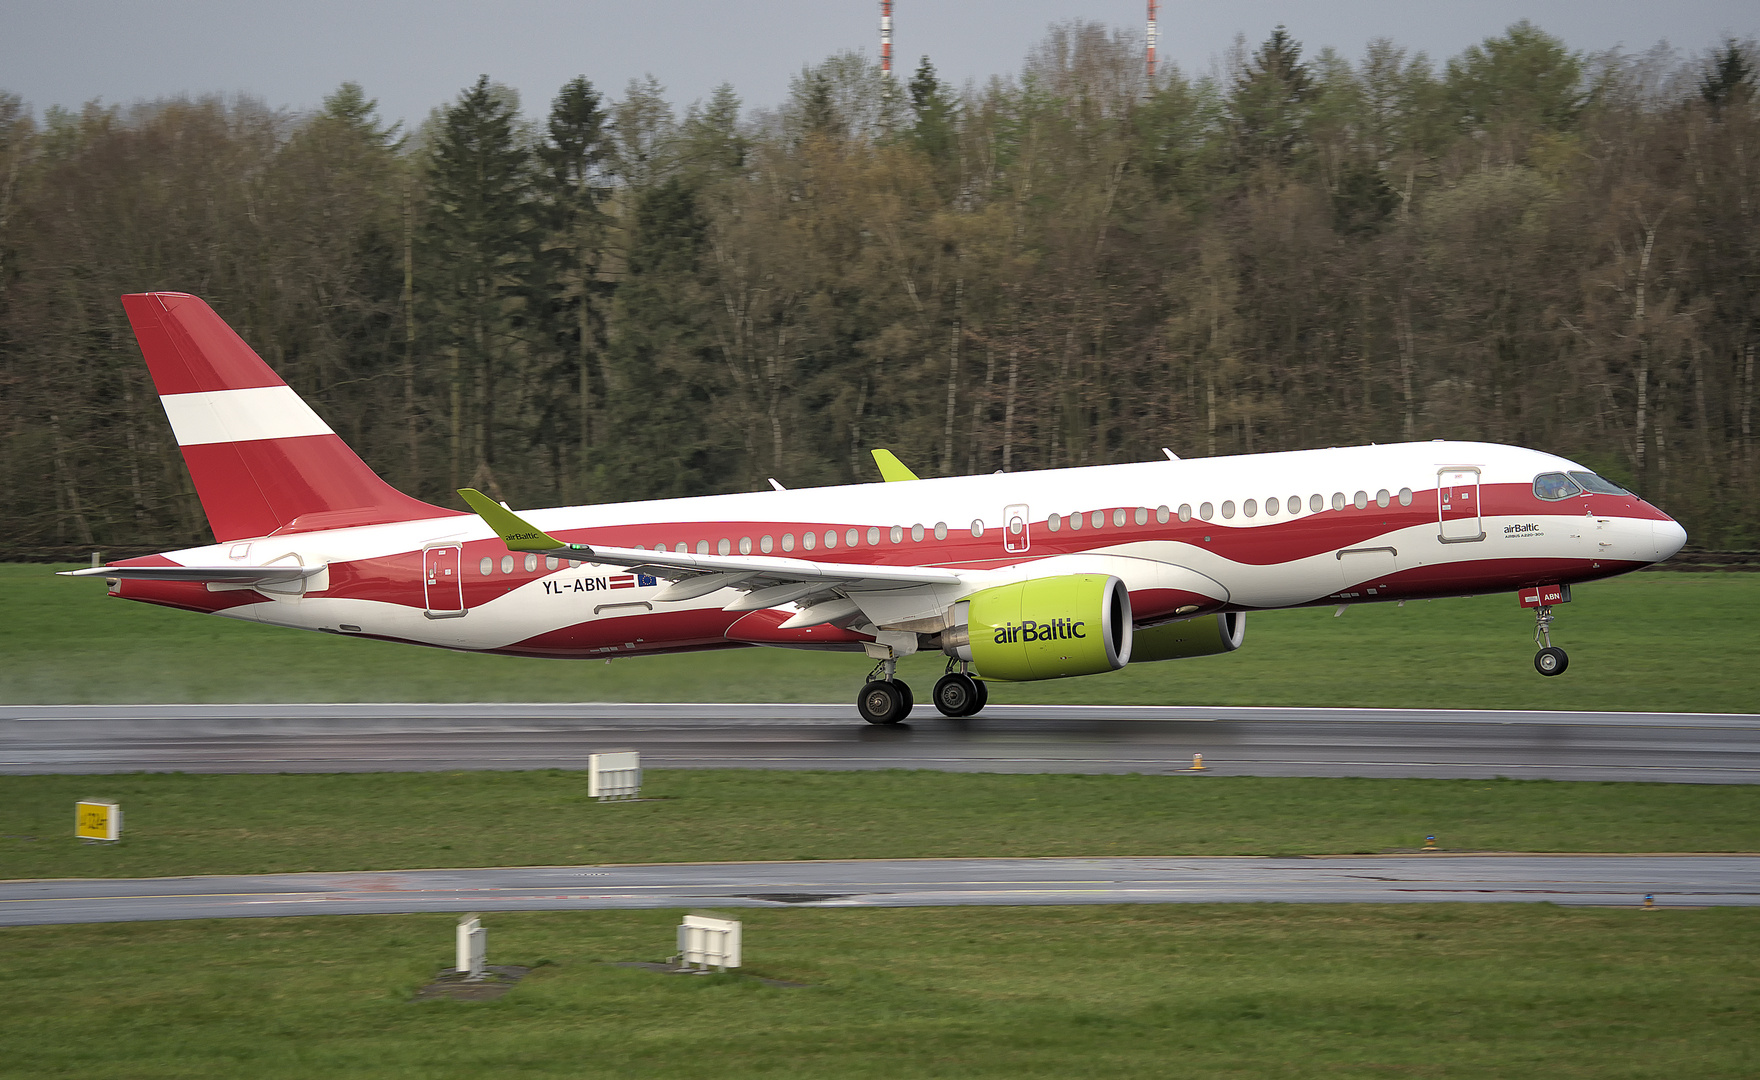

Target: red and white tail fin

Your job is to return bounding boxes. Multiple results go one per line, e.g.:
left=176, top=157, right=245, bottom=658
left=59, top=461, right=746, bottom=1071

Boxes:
left=122, top=292, right=456, bottom=542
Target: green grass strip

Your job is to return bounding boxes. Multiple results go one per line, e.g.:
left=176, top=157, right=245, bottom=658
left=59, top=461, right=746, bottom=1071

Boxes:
left=4, top=771, right=1757, bottom=880
left=2, top=906, right=1757, bottom=1078
left=4, top=565, right=1757, bottom=712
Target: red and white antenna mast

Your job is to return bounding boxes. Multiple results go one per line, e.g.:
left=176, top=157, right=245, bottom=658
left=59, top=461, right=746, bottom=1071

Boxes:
left=881, top=0, right=894, bottom=76
left=1146, top=0, right=1158, bottom=79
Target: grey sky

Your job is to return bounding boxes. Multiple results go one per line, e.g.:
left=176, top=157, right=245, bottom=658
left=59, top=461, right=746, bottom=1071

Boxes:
left=3, top=1, right=1755, bottom=127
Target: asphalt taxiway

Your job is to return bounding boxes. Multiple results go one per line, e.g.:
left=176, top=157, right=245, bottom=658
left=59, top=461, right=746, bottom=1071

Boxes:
left=3, top=855, right=1753, bottom=926
left=4, top=703, right=1759, bottom=783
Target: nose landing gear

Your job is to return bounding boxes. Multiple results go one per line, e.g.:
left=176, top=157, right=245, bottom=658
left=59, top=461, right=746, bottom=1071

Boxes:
left=857, top=658, right=914, bottom=725
left=932, top=660, right=988, bottom=718
left=1533, top=605, right=1569, bottom=677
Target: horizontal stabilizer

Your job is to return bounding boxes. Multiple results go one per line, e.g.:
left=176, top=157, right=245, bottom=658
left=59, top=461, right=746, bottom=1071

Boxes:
left=60, top=564, right=324, bottom=585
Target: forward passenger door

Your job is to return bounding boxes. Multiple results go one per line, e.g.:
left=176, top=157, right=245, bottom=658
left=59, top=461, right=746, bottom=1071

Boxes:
left=1438, top=468, right=1485, bottom=543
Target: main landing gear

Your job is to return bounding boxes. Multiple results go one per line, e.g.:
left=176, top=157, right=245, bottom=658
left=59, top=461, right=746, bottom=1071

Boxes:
left=932, top=660, right=988, bottom=718
left=1533, top=605, right=1569, bottom=677
left=857, top=657, right=914, bottom=725
left=857, top=659, right=990, bottom=724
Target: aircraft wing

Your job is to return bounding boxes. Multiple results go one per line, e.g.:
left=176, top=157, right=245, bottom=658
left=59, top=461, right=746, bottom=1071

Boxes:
left=458, top=489, right=966, bottom=627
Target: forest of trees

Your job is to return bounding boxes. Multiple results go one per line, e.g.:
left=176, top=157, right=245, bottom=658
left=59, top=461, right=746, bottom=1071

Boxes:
left=1, top=21, right=1756, bottom=552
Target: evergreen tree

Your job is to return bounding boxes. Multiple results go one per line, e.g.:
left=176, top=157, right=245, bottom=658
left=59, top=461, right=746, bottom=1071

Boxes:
left=679, top=84, right=747, bottom=179
left=1230, top=26, right=1315, bottom=169
left=602, top=176, right=731, bottom=499
left=908, top=56, right=957, bottom=168
left=1446, top=21, right=1583, bottom=132
left=1701, top=39, right=1756, bottom=114
left=798, top=69, right=842, bottom=140
left=423, top=76, right=532, bottom=494
left=533, top=76, right=611, bottom=494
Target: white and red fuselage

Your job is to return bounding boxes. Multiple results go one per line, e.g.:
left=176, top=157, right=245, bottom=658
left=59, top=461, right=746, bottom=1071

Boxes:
left=87, top=294, right=1687, bottom=674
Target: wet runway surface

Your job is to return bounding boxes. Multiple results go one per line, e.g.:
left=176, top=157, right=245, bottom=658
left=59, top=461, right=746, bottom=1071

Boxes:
left=4, top=703, right=1759, bottom=783
left=3, top=855, right=1752, bottom=926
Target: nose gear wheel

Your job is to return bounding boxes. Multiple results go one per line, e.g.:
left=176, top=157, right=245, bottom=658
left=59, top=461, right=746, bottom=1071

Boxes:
left=1531, top=605, right=1569, bottom=677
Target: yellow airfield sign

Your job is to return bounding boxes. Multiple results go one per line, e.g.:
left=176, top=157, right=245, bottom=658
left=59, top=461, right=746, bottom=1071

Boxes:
left=75, top=800, right=121, bottom=841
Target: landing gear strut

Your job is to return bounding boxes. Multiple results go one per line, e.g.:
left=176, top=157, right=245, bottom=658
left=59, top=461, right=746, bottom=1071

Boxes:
left=932, top=660, right=988, bottom=718
left=857, top=658, right=914, bottom=725
left=1533, top=605, right=1568, bottom=677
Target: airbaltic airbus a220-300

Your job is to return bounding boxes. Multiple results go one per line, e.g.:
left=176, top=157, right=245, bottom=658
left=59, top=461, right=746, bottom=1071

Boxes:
left=66, top=293, right=1689, bottom=724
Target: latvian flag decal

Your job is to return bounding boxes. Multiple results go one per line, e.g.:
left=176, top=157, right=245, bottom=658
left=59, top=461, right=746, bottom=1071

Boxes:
left=610, top=574, right=659, bottom=590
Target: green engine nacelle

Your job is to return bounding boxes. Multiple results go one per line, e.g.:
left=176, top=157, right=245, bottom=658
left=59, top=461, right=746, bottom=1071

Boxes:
left=1130, top=612, right=1245, bottom=663
left=942, top=574, right=1133, bottom=681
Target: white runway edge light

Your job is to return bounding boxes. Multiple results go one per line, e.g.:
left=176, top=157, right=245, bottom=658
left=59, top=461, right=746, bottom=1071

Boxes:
left=677, top=915, right=741, bottom=972
left=588, top=751, right=641, bottom=800
left=456, top=914, right=486, bottom=980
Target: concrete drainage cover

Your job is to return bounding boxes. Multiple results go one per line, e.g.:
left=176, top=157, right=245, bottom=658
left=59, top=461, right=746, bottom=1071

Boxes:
left=412, top=965, right=530, bottom=1002
left=740, top=893, right=855, bottom=905
left=607, top=962, right=810, bottom=988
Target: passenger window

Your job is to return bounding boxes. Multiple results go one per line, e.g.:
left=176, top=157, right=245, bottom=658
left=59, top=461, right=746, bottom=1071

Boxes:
left=738, top=537, right=752, bottom=554
left=824, top=530, right=838, bottom=549
left=891, top=525, right=904, bottom=543
left=696, top=540, right=710, bottom=554
left=760, top=535, right=774, bottom=553
left=1178, top=504, right=1192, bottom=522
left=1568, top=471, right=1629, bottom=495
left=1200, top=502, right=1214, bottom=521
left=1332, top=493, right=1346, bottom=511
left=846, top=528, right=858, bottom=547
left=1243, top=499, right=1257, bottom=518
left=1534, top=472, right=1583, bottom=500
left=911, top=524, right=925, bottom=542
left=1376, top=489, right=1391, bottom=508
left=1048, top=513, right=1061, bottom=532
left=971, top=520, right=984, bottom=538
left=1113, top=508, right=1126, bottom=527
left=1398, top=487, right=1414, bottom=506
left=1264, top=497, right=1278, bottom=517
left=867, top=527, right=880, bottom=545
left=782, top=533, right=795, bottom=552
left=480, top=557, right=494, bottom=576
left=1287, top=496, right=1300, bottom=515
left=718, top=539, right=732, bottom=555
left=934, top=522, right=948, bottom=540
left=1310, top=494, right=1324, bottom=512
left=546, top=557, right=559, bottom=570
left=1157, top=505, right=1170, bottom=523
left=1070, top=512, right=1083, bottom=531
left=501, top=555, right=514, bottom=574
left=1092, top=510, right=1105, bottom=529
left=525, top=554, right=537, bottom=572
left=802, top=532, right=815, bottom=551
left=1221, top=500, right=1236, bottom=519
left=1353, top=491, right=1368, bottom=510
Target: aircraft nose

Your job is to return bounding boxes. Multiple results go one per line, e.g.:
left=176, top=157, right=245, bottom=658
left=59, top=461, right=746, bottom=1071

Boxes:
left=1652, top=518, right=1687, bottom=562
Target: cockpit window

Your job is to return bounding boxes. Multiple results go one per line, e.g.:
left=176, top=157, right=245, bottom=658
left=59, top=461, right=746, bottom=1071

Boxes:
left=1567, top=471, right=1629, bottom=496
left=1533, top=472, right=1582, bottom=500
